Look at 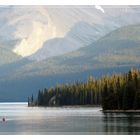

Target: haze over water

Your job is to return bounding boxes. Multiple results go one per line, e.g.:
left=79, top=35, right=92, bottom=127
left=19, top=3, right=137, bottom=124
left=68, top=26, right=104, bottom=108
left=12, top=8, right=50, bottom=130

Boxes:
left=0, top=103, right=139, bottom=134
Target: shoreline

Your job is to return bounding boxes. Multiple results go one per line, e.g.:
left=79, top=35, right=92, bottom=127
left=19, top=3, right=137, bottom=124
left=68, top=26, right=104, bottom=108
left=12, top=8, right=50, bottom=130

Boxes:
left=103, top=110, right=140, bottom=113
left=28, top=104, right=101, bottom=108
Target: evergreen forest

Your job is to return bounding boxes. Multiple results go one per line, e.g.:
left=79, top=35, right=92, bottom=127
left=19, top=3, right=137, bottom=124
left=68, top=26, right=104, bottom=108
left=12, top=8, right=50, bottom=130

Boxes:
left=28, top=69, right=140, bottom=110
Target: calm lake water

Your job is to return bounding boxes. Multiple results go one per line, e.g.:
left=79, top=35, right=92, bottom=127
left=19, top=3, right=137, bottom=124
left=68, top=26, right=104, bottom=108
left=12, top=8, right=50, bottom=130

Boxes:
left=0, top=103, right=139, bottom=134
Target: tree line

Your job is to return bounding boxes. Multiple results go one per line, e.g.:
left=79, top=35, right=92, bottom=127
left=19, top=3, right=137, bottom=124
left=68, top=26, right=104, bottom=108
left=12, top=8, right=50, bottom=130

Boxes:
left=28, top=69, right=140, bottom=110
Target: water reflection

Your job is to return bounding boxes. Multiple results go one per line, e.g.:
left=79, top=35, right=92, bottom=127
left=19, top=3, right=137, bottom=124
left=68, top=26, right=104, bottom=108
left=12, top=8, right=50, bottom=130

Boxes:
left=0, top=103, right=140, bottom=134
left=103, top=112, right=140, bottom=134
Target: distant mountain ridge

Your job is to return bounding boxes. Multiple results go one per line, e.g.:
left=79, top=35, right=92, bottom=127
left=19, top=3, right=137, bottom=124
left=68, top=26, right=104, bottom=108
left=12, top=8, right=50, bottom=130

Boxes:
left=1, top=6, right=140, bottom=101
left=1, top=6, right=140, bottom=62
left=0, top=24, right=140, bottom=101
left=15, top=24, right=140, bottom=77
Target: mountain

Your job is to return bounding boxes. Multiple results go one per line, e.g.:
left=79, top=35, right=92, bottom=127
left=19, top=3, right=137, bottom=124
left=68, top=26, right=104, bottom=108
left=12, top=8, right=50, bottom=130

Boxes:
left=30, top=6, right=140, bottom=60
left=0, top=48, right=20, bottom=66
left=1, top=6, right=140, bottom=61
left=0, top=24, right=140, bottom=101
left=13, top=24, right=140, bottom=77
left=70, top=24, right=140, bottom=67
left=29, top=21, right=109, bottom=60
left=0, top=58, right=32, bottom=78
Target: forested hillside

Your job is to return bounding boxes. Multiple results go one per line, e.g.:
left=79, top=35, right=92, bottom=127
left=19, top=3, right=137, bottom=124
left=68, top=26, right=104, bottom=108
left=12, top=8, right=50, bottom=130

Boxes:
left=29, top=69, right=140, bottom=110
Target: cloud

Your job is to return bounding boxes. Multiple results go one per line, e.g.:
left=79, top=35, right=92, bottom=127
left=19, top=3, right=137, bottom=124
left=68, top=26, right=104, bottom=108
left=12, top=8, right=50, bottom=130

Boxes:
left=95, top=5, right=105, bottom=13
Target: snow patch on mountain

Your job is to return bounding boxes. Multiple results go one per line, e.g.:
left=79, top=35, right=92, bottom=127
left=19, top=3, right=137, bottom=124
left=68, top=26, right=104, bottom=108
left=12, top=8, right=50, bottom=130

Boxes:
left=95, top=5, right=105, bottom=13
left=13, top=21, right=58, bottom=57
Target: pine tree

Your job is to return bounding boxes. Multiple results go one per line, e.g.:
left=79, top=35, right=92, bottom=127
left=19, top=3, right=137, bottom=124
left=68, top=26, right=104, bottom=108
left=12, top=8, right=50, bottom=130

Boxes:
left=30, top=68, right=140, bottom=110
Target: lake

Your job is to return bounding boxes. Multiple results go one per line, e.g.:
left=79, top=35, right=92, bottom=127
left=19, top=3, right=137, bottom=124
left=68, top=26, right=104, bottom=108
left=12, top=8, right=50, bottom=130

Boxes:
left=0, top=103, right=139, bottom=134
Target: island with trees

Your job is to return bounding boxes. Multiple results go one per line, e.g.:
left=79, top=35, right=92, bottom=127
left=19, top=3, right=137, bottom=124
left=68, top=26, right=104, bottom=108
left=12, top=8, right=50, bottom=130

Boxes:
left=28, top=69, right=140, bottom=111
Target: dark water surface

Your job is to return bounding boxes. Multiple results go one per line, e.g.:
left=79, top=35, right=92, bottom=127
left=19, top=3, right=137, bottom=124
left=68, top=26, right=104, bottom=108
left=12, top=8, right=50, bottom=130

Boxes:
left=0, top=103, right=139, bottom=134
